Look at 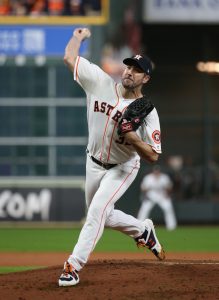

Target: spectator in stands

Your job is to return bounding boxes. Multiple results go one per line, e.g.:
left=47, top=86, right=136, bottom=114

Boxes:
left=101, top=3, right=145, bottom=82
left=0, top=0, right=10, bottom=15
left=47, top=0, right=64, bottom=15
left=10, top=0, right=27, bottom=15
left=84, top=0, right=101, bottom=15
left=121, top=6, right=143, bottom=54
left=101, top=32, right=133, bottom=82
left=65, top=0, right=85, bottom=15
left=29, top=0, right=47, bottom=16
left=1, top=0, right=101, bottom=16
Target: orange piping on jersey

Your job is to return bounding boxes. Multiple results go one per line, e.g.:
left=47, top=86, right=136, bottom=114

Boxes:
left=75, top=56, right=80, bottom=82
left=99, top=83, right=120, bottom=162
left=106, top=105, right=127, bottom=162
left=105, top=83, right=121, bottom=162
left=115, top=82, right=120, bottom=103
left=106, top=122, right=117, bottom=162
left=91, top=161, right=138, bottom=252
left=99, top=114, right=111, bottom=161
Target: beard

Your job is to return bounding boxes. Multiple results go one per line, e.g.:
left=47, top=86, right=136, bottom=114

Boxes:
left=121, top=78, right=135, bottom=89
left=122, top=78, right=143, bottom=91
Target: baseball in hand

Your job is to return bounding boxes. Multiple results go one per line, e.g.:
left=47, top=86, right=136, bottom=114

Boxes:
left=82, top=28, right=91, bottom=38
left=75, top=28, right=91, bottom=41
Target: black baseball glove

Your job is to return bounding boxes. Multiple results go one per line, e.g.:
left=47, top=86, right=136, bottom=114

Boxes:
left=117, top=96, right=154, bottom=136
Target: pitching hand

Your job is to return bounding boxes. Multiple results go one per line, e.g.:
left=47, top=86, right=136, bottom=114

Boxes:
left=73, top=28, right=91, bottom=42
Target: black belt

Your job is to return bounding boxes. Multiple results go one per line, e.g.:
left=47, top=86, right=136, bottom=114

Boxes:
left=90, top=155, right=117, bottom=170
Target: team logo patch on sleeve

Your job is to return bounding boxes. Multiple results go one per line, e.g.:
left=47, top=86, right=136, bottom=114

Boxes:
left=152, top=130, right=161, bottom=144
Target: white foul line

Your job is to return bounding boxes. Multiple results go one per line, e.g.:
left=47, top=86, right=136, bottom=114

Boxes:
left=161, top=261, right=219, bottom=266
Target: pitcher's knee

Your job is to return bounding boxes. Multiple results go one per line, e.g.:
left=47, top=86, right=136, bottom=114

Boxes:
left=87, top=202, right=112, bottom=221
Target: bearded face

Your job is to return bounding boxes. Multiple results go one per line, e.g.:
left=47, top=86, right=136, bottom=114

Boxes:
left=121, top=66, right=149, bottom=90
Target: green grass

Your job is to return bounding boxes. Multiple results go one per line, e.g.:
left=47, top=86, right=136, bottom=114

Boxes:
left=0, top=226, right=218, bottom=253
left=0, top=266, right=44, bottom=274
left=153, top=226, right=219, bottom=252
left=98, top=226, right=219, bottom=252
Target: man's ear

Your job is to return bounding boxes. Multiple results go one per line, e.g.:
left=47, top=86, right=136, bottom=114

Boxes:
left=143, top=74, right=150, bottom=84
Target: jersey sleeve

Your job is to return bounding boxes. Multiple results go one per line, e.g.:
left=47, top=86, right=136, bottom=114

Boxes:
left=138, top=108, right=162, bottom=154
left=74, top=56, right=113, bottom=96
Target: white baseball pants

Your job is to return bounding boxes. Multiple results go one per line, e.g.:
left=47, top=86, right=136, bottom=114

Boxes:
left=68, top=155, right=145, bottom=271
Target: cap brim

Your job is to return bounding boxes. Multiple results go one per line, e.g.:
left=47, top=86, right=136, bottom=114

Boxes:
left=123, top=58, right=145, bottom=72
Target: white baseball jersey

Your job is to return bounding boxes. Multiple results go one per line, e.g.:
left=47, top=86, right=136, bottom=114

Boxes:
left=141, top=173, right=173, bottom=201
left=74, top=56, right=161, bottom=165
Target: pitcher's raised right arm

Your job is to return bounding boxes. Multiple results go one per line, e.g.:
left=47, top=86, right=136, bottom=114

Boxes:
left=64, top=28, right=91, bottom=72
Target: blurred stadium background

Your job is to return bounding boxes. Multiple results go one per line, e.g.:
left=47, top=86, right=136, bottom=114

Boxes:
left=0, top=0, right=219, bottom=225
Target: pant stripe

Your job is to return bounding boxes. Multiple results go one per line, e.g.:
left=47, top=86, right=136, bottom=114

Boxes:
left=91, top=163, right=138, bottom=251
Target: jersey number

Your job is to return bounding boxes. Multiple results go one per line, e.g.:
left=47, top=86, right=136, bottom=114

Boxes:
left=115, top=137, right=131, bottom=145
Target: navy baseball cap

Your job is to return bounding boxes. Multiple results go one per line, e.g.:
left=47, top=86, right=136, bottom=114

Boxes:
left=123, top=54, right=152, bottom=75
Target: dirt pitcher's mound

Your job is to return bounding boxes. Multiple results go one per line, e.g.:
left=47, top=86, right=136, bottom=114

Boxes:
left=0, top=259, right=219, bottom=300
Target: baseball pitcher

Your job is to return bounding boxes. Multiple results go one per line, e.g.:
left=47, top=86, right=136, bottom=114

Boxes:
left=58, top=27, right=165, bottom=287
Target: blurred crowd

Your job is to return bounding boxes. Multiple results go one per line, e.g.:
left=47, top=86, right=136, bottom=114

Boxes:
left=0, top=0, right=101, bottom=16
left=101, top=4, right=144, bottom=82
left=165, top=155, right=219, bottom=202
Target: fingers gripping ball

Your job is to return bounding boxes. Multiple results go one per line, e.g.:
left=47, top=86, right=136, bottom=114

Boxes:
left=117, top=96, right=154, bottom=136
left=74, top=28, right=91, bottom=41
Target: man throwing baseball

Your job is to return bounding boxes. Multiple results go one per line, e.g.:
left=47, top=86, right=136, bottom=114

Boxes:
left=58, top=27, right=165, bottom=287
